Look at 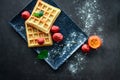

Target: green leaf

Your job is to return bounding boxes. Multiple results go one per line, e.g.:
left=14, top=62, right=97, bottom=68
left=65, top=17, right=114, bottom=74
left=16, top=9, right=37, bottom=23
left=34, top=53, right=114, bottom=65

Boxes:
left=33, top=10, right=44, bottom=18
left=37, top=50, right=48, bottom=59
left=39, top=10, right=44, bottom=17
left=33, top=13, right=41, bottom=18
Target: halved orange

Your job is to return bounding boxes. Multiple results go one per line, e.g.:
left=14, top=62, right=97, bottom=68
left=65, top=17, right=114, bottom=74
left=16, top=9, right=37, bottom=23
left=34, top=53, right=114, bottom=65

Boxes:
left=88, top=35, right=102, bottom=49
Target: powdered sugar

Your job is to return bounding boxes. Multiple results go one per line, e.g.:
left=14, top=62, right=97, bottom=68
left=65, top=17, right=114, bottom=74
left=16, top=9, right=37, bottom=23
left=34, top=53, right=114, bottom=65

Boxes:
left=68, top=0, right=104, bottom=74
left=68, top=52, right=87, bottom=74
left=75, top=0, right=103, bottom=36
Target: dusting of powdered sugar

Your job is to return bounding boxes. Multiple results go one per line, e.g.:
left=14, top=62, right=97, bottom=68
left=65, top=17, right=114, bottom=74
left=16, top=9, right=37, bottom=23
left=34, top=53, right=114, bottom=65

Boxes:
left=75, top=0, right=104, bottom=36
left=68, top=52, right=87, bottom=74
left=60, top=32, right=86, bottom=57
left=44, top=31, right=86, bottom=68
left=68, top=0, right=104, bottom=74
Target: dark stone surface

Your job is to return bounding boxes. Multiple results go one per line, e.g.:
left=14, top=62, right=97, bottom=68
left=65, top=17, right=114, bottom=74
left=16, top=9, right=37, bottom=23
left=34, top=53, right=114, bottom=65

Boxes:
left=0, top=0, right=120, bottom=80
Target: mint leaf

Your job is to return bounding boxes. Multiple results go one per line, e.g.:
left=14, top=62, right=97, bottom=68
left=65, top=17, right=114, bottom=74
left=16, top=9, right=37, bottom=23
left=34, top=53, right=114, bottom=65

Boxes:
left=33, top=10, right=44, bottom=18
left=33, top=13, right=41, bottom=18
left=37, top=50, right=48, bottom=59
left=39, top=10, right=44, bottom=17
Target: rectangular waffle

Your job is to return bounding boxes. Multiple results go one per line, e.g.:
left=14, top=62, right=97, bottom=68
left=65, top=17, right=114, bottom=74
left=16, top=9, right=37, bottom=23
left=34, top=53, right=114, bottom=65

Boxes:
left=27, top=0, right=61, bottom=33
left=25, top=21, right=53, bottom=47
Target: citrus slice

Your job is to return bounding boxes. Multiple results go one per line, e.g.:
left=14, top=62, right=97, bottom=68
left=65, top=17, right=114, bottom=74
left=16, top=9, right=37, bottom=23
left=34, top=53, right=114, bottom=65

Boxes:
left=88, top=35, right=102, bottom=49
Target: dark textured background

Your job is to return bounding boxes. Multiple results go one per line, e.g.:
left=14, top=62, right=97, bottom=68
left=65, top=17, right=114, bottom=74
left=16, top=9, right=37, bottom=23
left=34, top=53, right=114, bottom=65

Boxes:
left=0, top=0, right=120, bottom=80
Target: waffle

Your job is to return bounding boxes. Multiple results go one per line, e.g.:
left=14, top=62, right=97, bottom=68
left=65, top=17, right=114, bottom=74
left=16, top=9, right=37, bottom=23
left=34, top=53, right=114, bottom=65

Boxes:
left=27, top=0, right=61, bottom=33
left=25, top=21, right=53, bottom=47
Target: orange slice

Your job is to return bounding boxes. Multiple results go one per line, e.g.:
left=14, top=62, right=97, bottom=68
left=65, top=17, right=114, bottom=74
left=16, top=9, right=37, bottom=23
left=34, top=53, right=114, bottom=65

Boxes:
left=88, top=35, right=102, bottom=49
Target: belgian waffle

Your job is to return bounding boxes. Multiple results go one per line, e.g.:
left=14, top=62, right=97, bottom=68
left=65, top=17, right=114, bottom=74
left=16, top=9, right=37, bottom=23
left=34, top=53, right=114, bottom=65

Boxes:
left=27, top=0, right=61, bottom=33
left=25, top=21, right=53, bottom=47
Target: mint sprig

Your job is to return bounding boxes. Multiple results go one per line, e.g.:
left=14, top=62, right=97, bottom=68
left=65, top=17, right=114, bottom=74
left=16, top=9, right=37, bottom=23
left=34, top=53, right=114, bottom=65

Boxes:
left=37, top=50, right=48, bottom=59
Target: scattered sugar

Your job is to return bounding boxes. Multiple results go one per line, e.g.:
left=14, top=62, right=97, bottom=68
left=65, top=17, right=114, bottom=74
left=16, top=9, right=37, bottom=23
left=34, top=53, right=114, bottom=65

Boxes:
left=69, top=63, right=78, bottom=73
left=60, top=31, right=86, bottom=57
left=68, top=0, right=104, bottom=74
left=68, top=53, right=86, bottom=74
left=75, top=0, right=104, bottom=36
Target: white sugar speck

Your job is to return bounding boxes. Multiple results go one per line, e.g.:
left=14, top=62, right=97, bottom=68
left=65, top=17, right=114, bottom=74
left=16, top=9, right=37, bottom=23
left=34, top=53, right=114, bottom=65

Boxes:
left=19, top=26, right=24, bottom=31
left=34, top=61, right=37, bottom=64
left=80, top=57, right=84, bottom=61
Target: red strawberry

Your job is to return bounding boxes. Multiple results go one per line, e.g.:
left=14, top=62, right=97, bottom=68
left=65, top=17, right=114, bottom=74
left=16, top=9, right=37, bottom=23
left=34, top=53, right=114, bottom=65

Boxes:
left=52, top=33, right=63, bottom=42
left=21, top=11, right=30, bottom=20
left=51, top=25, right=60, bottom=33
left=81, top=44, right=90, bottom=53
left=37, top=38, right=44, bottom=45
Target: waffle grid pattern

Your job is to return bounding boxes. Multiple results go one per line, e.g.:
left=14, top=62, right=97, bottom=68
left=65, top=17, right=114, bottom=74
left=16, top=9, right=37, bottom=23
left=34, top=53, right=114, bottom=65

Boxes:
left=27, top=0, right=61, bottom=33
left=25, top=22, right=53, bottom=47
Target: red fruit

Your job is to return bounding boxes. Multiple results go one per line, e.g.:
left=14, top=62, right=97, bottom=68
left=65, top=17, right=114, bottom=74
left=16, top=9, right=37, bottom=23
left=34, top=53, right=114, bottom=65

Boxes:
left=51, top=25, right=60, bottom=33
left=81, top=44, right=90, bottom=53
left=21, top=11, right=30, bottom=19
left=37, top=38, right=44, bottom=44
left=52, top=33, right=63, bottom=42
